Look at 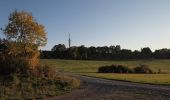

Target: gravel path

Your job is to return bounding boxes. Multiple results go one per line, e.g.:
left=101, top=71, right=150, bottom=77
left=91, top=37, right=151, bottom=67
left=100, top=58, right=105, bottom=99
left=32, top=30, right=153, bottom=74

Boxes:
left=45, top=75, right=170, bottom=100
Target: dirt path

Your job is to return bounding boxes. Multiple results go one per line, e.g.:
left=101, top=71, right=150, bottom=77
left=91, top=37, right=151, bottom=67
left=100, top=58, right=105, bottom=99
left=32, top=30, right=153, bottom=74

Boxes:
left=45, top=75, right=170, bottom=100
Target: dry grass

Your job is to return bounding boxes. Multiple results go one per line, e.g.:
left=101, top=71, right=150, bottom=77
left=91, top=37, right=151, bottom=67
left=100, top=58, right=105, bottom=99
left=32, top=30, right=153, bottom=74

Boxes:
left=0, top=74, right=80, bottom=99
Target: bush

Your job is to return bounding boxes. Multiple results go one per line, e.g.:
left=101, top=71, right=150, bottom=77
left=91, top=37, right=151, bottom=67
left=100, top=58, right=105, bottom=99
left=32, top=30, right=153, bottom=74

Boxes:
left=0, top=58, right=21, bottom=75
left=0, top=56, right=32, bottom=75
left=133, top=65, right=153, bottom=74
left=98, top=64, right=132, bottom=73
left=0, top=47, right=40, bottom=75
left=55, top=75, right=80, bottom=89
left=98, top=64, right=153, bottom=74
left=0, top=53, right=81, bottom=99
left=0, top=73, right=80, bottom=99
left=33, top=64, right=56, bottom=78
left=0, top=62, right=80, bottom=99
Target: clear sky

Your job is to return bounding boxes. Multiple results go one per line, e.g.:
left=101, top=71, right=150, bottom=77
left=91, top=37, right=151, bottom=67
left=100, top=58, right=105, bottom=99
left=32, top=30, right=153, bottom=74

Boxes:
left=0, top=0, right=170, bottom=51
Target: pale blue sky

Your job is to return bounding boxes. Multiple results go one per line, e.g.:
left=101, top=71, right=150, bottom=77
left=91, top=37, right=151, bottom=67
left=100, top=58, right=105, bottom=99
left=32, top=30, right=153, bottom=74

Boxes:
left=0, top=0, right=170, bottom=51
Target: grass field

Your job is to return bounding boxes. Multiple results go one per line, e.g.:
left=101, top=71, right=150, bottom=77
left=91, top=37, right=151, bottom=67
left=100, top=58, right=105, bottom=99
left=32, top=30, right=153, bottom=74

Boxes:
left=41, top=59, right=170, bottom=85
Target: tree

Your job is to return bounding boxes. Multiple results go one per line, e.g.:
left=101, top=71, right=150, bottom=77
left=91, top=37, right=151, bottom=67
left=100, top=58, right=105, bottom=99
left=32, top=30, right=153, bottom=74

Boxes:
left=133, top=50, right=141, bottom=59
left=154, top=49, right=170, bottom=59
left=2, top=10, right=47, bottom=69
left=69, top=46, right=78, bottom=59
left=77, top=45, right=87, bottom=59
left=120, top=49, right=132, bottom=59
left=141, top=47, right=152, bottom=58
left=51, top=44, right=66, bottom=52
left=51, top=44, right=66, bottom=58
left=87, top=46, right=97, bottom=59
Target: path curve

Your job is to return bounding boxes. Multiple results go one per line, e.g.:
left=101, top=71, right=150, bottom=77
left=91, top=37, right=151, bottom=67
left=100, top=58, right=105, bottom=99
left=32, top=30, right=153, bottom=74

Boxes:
left=45, top=75, right=170, bottom=100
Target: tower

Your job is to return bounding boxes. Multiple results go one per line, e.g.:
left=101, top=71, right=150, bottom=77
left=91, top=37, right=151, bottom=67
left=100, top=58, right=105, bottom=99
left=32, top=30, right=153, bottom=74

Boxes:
left=68, top=33, right=71, bottom=48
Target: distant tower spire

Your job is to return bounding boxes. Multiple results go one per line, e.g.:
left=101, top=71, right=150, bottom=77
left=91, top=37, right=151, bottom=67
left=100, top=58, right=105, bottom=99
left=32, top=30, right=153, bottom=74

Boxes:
left=68, top=33, right=71, bottom=48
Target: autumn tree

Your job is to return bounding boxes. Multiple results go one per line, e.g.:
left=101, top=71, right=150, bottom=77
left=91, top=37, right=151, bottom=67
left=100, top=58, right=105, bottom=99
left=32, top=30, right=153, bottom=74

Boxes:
left=2, top=10, right=47, bottom=69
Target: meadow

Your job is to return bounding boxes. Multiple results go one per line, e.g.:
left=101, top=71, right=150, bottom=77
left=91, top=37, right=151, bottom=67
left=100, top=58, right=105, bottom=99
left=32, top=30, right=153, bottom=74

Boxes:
left=41, top=59, right=170, bottom=85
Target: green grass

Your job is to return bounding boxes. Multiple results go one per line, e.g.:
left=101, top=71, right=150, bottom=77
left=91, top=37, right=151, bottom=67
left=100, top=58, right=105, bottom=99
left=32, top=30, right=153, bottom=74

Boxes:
left=41, top=59, right=170, bottom=85
left=82, top=73, right=170, bottom=85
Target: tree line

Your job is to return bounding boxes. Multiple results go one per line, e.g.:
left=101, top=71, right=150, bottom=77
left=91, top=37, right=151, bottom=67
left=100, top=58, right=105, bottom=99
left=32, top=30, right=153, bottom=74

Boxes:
left=39, top=44, right=170, bottom=60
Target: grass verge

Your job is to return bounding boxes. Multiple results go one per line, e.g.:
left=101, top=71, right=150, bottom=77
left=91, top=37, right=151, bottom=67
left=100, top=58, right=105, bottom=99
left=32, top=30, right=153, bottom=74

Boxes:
left=0, top=73, right=80, bottom=99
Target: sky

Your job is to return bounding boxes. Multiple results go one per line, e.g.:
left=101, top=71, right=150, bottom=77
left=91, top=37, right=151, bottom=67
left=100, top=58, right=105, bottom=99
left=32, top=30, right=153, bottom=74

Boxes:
left=0, top=0, right=170, bottom=51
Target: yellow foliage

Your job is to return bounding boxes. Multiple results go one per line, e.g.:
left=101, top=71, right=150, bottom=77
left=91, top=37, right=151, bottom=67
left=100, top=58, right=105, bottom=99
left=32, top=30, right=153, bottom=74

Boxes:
left=1, top=10, right=47, bottom=71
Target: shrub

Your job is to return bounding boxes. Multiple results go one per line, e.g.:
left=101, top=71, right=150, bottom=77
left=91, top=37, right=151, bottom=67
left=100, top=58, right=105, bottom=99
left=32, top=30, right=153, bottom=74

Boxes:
left=98, top=64, right=132, bottom=73
left=33, top=64, right=56, bottom=78
left=0, top=73, right=80, bottom=99
left=55, top=75, right=80, bottom=89
left=0, top=56, right=31, bottom=75
left=98, top=64, right=153, bottom=74
left=115, top=65, right=133, bottom=73
left=0, top=61, right=81, bottom=99
left=0, top=53, right=50, bottom=77
left=0, top=42, right=79, bottom=99
left=133, top=65, right=153, bottom=74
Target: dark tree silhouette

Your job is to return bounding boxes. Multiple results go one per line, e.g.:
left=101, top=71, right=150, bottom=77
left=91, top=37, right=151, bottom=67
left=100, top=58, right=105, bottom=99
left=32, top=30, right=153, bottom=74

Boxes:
left=141, top=47, right=152, bottom=58
left=40, top=44, right=170, bottom=60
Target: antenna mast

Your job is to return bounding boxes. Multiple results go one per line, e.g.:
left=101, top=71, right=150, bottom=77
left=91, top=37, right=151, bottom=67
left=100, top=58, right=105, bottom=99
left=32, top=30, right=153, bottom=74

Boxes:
left=69, top=33, right=71, bottom=48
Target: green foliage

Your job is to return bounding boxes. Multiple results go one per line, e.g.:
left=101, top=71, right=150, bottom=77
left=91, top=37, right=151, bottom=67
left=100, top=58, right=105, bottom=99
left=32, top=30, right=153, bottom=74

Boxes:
left=98, top=65, right=132, bottom=73
left=141, top=47, right=152, bottom=58
left=42, top=44, right=170, bottom=60
left=98, top=64, right=153, bottom=74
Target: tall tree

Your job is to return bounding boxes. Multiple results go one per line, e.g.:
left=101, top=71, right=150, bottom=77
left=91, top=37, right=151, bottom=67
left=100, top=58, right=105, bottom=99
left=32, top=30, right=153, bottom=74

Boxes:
left=3, top=10, right=47, bottom=55
left=2, top=10, right=47, bottom=68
